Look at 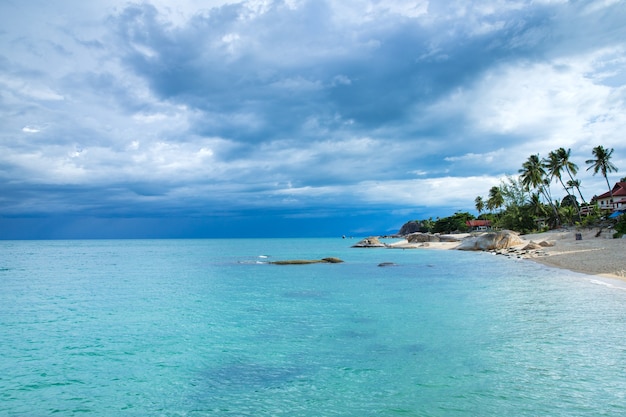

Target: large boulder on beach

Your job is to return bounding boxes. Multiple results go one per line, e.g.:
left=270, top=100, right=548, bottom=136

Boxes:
left=457, top=230, right=525, bottom=251
left=439, top=235, right=462, bottom=243
left=352, top=237, right=386, bottom=247
left=407, top=233, right=440, bottom=243
left=406, top=232, right=462, bottom=243
left=522, top=241, right=543, bottom=250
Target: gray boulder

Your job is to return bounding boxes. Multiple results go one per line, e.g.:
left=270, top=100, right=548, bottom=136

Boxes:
left=522, top=241, right=543, bottom=250
left=457, top=230, right=525, bottom=251
left=407, top=233, right=440, bottom=243
left=352, top=237, right=386, bottom=247
left=439, top=234, right=462, bottom=243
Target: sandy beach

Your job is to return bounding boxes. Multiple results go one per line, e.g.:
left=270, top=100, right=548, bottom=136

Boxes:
left=388, top=229, right=626, bottom=280
left=521, top=229, right=626, bottom=280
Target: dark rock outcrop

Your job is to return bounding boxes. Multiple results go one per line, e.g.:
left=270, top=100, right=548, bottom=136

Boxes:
left=397, top=221, right=428, bottom=235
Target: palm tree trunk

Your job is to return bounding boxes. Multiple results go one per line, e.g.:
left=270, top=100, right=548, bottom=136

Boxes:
left=540, top=186, right=560, bottom=226
left=605, top=175, right=614, bottom=211
left=566, top=169, right=587, bottom=205
left=559, top=177, right=581, bottom=220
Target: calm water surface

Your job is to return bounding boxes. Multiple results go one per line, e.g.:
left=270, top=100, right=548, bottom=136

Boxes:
left=1, top=238, right=626, bottom=416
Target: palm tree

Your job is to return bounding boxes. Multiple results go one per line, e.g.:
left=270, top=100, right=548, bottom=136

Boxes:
left=519, top=154, right=559, bottom=225
left=557, top=147, right=586, bottom=204
left=519, top=154, right=545, bottom=192
left=586, top=145, right=619, bottom=210
left=519, top=154, right=554, bottom=203
left=475, top=196, right=485, bottom=215
left=487, top=186, right=504, bottom=213
left=544, top=150, right=580, bottom=218
left=529, top=192, right=546, bottom=217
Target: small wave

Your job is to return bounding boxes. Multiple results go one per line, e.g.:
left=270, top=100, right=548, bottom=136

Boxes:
left=237, top=260, right=268, bottom=265
left=589, top=279, right=626, bottom=291
left=258, top=255, right=269, bottom=259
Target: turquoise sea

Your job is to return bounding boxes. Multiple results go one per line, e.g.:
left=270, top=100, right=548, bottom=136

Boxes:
left=2, top=238, right=626, bottom=416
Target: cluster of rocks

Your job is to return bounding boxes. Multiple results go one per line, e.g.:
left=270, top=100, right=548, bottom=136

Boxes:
left=352, top=230, right=557, bottom=259
left=406, top=232, right=462, bottom=243
left=456, top=230, right=554, bottom=258
left=490, top=240, right=554, bottom=259
left=456, top=230, right=524, bottom=251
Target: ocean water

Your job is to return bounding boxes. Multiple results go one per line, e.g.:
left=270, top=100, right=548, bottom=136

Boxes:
left=1, top=238, right=626, bottom=416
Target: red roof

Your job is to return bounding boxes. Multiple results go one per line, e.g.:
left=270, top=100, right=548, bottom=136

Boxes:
left=596, top=182, right=626, bottom=199
left=466, top=220, right=491, bottom=227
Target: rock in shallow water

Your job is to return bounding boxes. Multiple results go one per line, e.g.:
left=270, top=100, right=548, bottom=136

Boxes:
left=352, top=237, right=386, bottom=247
left=270, top=257, right=344, bottom=265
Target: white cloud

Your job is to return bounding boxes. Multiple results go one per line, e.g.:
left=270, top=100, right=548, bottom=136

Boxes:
left=444, top=149, right=505, bottom=164
left=1, top=0, right=625, bottom=230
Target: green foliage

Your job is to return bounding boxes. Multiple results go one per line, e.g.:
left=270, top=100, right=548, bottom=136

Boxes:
left=411, top=146, right=621, bottom=236
left=614, top=216, right=626, bottom=238
left=561, top=194, right=578, bottom=208
left=579, top=205, right=602, bottom=228
left=486, top=186, right=504, bottom=212
left=495, top=204, right=541, bottom=234
left=432, top=212, right=475, bottom=234
left=500, top=176, right=529, bottom=207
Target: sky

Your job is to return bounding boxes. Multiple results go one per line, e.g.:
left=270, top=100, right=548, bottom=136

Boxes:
left=1, top=0, right=625, bottom=239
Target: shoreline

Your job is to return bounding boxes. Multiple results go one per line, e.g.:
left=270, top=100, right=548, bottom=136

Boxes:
left=521, top=229, right=626, bottom=281
left=387, top=229, right=626, bottom=281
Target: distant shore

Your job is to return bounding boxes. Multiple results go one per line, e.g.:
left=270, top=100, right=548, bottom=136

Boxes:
left=387, top=229, right=626, bottom=281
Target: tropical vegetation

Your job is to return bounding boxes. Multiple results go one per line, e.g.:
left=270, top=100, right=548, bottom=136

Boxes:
left=406, top=146, right=622, bottom=236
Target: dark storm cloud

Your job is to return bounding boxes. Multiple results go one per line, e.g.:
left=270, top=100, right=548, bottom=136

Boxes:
left=0, top=0, right=625, bottom=237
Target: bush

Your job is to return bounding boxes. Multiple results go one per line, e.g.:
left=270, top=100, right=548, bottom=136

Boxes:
left=614, top=215, right=626, bottom=238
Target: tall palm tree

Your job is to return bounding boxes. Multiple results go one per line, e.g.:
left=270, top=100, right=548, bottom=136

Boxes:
left=529, top=192, right=546, bottom=217
left=557, top=147, right=586, bottom=204
left=519, top=154, right=559, bottom=224
left=586, top=145, right=619, bottom=210
left=475, top=196, right=485, bottom=215
left=487, top=186, right=504, bottom=213
left=544, top=150, right=580, bottom=218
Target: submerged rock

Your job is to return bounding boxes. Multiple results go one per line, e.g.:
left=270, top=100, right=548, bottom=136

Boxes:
left=270, top=257, right=344, bottom=265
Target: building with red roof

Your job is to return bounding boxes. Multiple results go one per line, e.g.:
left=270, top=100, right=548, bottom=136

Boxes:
left=594, top=181, right=626, bottom=212
left=465, top=219, right=492, bottom=231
